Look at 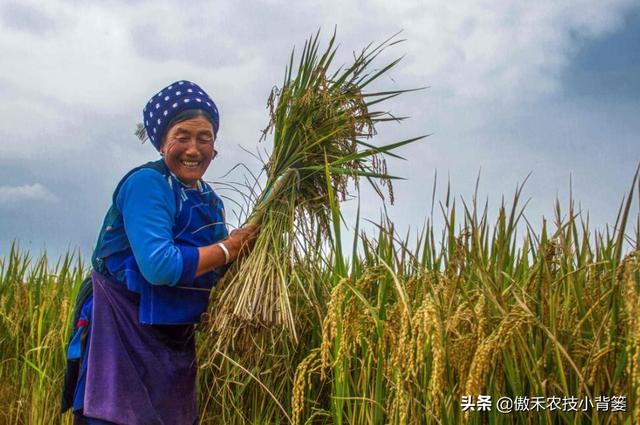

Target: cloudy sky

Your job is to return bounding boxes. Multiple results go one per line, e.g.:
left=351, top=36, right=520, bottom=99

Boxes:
left=1, top=0, right=639, bottom=259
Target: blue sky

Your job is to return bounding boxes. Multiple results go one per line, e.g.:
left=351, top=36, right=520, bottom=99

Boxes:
left=566, top=9, right=640, bottom=98
left=0, top=1, right=639, bottom=259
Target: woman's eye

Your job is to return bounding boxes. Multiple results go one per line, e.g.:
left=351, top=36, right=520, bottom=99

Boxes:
left=177, top=137, right=190, bottom=143
left=198, top=138, right=213, bottom=144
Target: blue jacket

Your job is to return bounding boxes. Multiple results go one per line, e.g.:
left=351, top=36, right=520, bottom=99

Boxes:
left=91, top=160, right=228, bottom=324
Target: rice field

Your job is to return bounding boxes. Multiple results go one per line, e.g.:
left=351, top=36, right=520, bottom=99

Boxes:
left=1, top=33, right=638, bottom=425
left=1, top=172, right=638, bottom=424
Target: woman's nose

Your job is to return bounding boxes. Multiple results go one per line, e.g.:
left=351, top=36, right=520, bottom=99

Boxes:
left=184, top=138, right=200, bottom=152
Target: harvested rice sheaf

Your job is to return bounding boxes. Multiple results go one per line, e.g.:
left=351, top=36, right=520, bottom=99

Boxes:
left=203, top=31, right=424, bottom=358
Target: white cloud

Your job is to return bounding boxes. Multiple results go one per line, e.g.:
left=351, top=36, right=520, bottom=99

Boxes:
left=0, top=183, right=58, bottom=205
left=0, top=0, right=638, bottom=257
left=0, top=1, right=635, bottom=156
left=0, top=2, right=58, bottom=35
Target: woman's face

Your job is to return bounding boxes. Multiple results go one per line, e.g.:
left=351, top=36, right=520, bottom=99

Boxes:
left=160, top=116, right=216, bottom=187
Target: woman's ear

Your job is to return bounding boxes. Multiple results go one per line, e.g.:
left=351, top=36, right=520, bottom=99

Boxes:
left=159, top=136, right=167, bottom=156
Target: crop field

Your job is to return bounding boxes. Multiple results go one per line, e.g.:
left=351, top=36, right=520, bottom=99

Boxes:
left=1, top=33, right=638, bottom=425
left=1, top=174, right=638, bottom=424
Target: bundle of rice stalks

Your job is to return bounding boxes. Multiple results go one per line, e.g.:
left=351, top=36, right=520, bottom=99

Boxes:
left=205, top=31, right=425, bottom=356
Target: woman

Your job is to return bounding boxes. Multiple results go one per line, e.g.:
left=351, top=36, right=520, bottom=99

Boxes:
left=62, top=80, right=259, bottom=424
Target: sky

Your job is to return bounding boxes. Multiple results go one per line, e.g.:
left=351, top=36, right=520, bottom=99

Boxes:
left=0, top=0, right=639, bottom=260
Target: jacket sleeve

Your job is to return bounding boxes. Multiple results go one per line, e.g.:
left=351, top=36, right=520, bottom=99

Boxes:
left=116, top=168, right=199, bottom=286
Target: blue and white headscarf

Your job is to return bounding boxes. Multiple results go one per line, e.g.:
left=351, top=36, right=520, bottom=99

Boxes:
left=143, top=80, right=220, bottom=151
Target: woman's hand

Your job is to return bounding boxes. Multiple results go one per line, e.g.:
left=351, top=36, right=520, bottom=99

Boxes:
left=224, top=224, right=260, bottom=260
left=196, top=224, right=260, bottom=277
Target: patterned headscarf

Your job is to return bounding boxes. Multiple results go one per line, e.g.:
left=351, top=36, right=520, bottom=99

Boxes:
left=142, top=80, right=220, bottom=151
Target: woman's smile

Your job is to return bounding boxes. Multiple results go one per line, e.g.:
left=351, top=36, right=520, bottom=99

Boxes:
left=180, top=159, right=202, bottom=168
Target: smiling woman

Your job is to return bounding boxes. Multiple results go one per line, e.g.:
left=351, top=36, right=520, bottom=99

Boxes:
left=60, top=80, right=259, bottom=425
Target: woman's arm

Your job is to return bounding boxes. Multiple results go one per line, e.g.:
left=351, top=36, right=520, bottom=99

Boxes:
left=117, top=168, right=199, bottom=286
left=195, top=224, right=259, bottom=277
left=118, top=168, right=260, bottom=283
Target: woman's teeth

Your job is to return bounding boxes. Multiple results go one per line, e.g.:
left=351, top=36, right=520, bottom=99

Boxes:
left=181, top=160, right=200, bottom=168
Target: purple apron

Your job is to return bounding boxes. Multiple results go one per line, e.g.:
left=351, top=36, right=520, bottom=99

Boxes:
left=83, top=270, right=198, bottom=425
